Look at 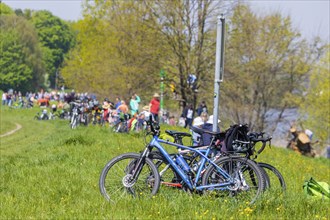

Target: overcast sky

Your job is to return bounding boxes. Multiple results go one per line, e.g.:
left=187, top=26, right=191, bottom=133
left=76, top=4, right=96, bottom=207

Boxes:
left=3, top=0, right=330, bottom=42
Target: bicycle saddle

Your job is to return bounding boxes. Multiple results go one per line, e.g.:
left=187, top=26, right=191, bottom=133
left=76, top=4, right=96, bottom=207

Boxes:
left=165, top=130, right=192, bottom=138
left=190, top=126, right=224, bottom=137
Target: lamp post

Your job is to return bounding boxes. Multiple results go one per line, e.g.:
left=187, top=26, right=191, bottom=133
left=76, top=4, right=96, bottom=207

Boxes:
left=212, top=14, right=225, bottom=132
left=160, top=69, right=165, bottom=123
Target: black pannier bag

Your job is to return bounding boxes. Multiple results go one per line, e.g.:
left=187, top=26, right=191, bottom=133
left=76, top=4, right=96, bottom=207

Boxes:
left=224, top=124, right=251, bottom=153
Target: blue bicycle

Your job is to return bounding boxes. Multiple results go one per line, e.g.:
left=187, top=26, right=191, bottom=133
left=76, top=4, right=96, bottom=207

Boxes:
left=99, top=117, right=266, bottom=204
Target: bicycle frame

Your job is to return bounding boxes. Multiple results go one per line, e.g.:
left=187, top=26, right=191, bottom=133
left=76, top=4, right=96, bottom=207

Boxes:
left=147, top=135, right=234, bottom=191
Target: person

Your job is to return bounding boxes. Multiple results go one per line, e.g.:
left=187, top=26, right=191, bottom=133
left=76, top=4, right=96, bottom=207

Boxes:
left=102, top=98, right=111, bottom=122
left=137, top=105, right=151, bottom=130
left=6, top=93, right=12, bottom=106
left=37, top=97, right=49, bottom=107
left=190, top=113, right=218, bottom=146
left=169, top=116, right=176, bottom=126
left=2, top=92, right=7, bottom=105
left=191, top=116, right=204, bottom=146
left=149, top=93, right=160, bottom=122
left=115, top=97, right=121, bottom=109
left=305, top=129, right=313, bottom=141
left=197, top=101, right=208, bottom=116
left=57, top=101, right=64, bottom=109
left=51, top=104, right=57, bottom=113
left=117, top=100, right=129, bottom=115
left=129, top=94, right=141, bottom=115
left=182, top=104, right=194, bottom=128
left=201, top=115, right=220, bottom=146
left=200, top=112, right=209, bottom=124
left=287, top=125, right=315, bottom=157
left=128, top=113, right=138, bottom=131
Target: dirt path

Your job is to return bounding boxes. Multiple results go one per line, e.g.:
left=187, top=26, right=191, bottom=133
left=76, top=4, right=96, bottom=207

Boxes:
left=0, top=123, right=22, bottom=138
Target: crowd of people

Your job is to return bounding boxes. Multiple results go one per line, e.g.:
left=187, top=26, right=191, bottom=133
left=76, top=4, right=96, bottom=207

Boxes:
left=2, top=88, right=213, bottom=132
left=1, top=88, right=162, bottom=131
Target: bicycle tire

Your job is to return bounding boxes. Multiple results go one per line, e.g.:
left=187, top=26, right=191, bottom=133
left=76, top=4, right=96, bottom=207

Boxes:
left=252, top=161, right=271, bottom=189
left=71, top=116, right=77, bottom=129
left=202, top=156, right=266, bottom=204
left=112, top=122, right=122, bottom=132
left=258, top=162, right=286, bottom=192
left=99, top=153, right=160, bottom=202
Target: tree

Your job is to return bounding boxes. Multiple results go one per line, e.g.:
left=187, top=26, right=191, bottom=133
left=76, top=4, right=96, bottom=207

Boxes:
left=62, top=0, right=232, bottom=109
left=143, top=0, right=227, bottom=110
left=0, top=2, right=14, bottom=15
left=30, top=10, right=76, bottom=88
left=0, top=13, right=44, bottom=93
left=300, top=47, right=330, bottom=150
left=62, top=1, right=166, bottom=99
left=221, top=4, right=325, bottom=131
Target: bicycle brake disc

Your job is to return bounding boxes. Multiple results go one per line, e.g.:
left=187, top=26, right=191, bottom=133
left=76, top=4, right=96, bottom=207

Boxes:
left=122, top=174, right=136, bottom=187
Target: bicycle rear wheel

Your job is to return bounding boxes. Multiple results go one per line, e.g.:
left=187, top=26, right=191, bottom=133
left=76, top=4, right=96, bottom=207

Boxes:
left=258, top=162, right=286, bottom=193
left=99, top=153, right=160, bottom=202
left=202, top=156, right=266, bottom=204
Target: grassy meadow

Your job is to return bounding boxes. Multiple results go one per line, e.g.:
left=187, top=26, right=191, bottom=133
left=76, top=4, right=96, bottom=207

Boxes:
left=0, top=104, right=329, bottom=219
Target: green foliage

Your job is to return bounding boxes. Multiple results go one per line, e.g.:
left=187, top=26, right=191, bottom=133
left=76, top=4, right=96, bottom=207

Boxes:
left=143, top=0, right=220, bottom=107
left=30, top=10, right=76, bottom=88
left=1, top=107, right=329, bottom=219
left=300, top=48, right=330, bottom=150
left=62, top=1, right=165, bottom=98
left=0, top=6, right=75, bottom=93
left=62, top=0, right=222, bottom=108
left=0, top=2, right=14, bottom=15
left=222, top=4, right=325, bottom=131
left=0, top=14, right=44, bottom=93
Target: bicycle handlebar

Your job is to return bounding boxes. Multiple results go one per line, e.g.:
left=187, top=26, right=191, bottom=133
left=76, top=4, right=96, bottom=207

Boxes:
left=248, top=132, right=272, bottom=155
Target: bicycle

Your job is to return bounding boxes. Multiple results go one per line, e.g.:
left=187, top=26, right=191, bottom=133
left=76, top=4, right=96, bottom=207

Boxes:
left=99, top=116, right=266, bottom=204
left=34, top=109, right=49, bottom=120
left=69, top=101, right=83, bottom=129
left=150, top=125, right=286, bottom=193
left=111, top=113, right=129, bottom=133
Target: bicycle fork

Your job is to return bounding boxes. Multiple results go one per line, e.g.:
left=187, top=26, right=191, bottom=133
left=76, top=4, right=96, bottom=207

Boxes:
left=129, top=145, right=153, bottom=183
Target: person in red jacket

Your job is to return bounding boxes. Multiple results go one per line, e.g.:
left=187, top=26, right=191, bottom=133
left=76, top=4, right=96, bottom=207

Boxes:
left=149, top=93, right=160, bottom=122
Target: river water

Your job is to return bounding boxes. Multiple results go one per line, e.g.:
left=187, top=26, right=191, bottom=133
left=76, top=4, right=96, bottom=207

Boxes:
left=264, top=108, right=299, bottom=148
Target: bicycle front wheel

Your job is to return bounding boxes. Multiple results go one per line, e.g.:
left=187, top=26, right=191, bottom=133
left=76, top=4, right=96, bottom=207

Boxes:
left=70, top=116, right=77, bottom=129
left=99, top=153, right=160, bottom=203
left=202, top=156, right=266, bottom=204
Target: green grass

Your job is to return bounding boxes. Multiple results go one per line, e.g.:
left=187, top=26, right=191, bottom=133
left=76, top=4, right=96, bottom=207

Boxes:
left=1, top=105, right=329, bottom=219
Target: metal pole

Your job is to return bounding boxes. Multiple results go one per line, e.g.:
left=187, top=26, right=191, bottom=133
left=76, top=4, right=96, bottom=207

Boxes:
left=212, top=14, right=225, bottom=131
left=55, top=69, right=58, bottom=90
left=160, top=69, right=165, bottom=123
